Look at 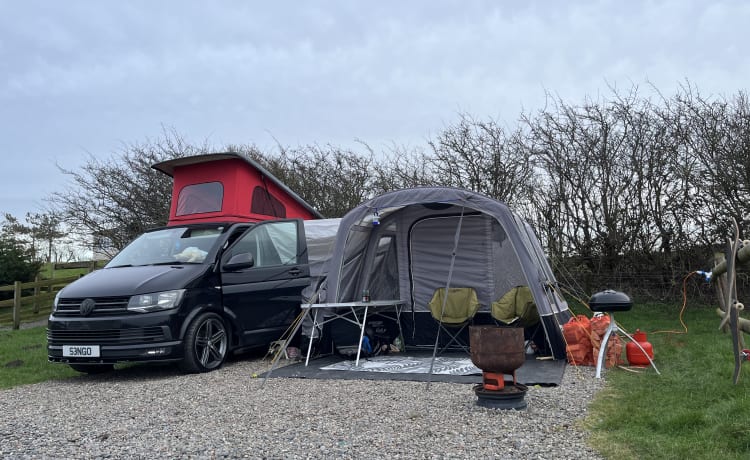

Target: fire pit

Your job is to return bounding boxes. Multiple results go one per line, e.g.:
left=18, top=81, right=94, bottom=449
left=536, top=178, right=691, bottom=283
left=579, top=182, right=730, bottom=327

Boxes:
left=469, top=325, right=528, bottom=410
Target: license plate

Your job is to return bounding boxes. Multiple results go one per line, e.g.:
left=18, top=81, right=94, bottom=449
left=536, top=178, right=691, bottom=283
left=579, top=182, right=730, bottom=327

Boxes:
left=63, top=345, right=101, bottom=358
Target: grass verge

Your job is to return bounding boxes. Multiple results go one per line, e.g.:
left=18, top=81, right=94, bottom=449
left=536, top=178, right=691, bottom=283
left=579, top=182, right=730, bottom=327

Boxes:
left=585, top=301, right=750, bottom=460
left=0, top=327, right=78, bottom=389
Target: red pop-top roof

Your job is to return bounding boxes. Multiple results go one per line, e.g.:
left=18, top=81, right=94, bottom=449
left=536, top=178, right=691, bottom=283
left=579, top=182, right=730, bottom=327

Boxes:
left=152, top=153, right=323, bottom=226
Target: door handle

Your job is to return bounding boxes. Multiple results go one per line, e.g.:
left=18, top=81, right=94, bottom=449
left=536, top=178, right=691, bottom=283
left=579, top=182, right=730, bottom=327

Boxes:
left=288, top=267, right=302, bottom=276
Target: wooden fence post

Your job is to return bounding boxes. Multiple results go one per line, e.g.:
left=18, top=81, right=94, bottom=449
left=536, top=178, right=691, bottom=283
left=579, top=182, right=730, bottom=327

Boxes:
left=12, top=281, right=21, bottom=330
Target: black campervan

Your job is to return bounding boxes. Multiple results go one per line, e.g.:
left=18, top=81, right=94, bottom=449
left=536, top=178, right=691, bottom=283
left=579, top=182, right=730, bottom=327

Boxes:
left=47, top=153, right=334, bottom=374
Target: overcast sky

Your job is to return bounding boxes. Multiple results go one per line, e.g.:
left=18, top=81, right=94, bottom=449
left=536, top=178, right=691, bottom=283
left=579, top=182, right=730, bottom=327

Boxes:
left=2, top=0, right=749, bottom=221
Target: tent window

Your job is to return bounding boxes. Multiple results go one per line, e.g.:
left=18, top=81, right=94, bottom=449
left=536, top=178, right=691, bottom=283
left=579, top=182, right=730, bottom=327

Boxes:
left=176, top=182, right=223, bottom=216
left=251, top=186, right=287, bottom=217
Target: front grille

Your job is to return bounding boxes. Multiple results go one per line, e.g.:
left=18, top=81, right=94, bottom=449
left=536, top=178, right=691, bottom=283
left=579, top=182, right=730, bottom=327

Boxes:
left=55, top=297, right=130, bottom=317
left=47, top=327, right=169, bottom=345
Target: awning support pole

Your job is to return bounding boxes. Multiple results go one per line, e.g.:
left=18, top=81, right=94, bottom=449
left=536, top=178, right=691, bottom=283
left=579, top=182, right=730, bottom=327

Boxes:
left=427, top=206, right=465, bottom=388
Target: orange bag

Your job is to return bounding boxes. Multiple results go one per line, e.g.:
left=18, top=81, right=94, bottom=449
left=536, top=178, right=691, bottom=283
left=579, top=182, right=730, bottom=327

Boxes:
left=590, top=315, right=624, bottom=368
left=607, top=335, right=624, bottom=367
left=563, top=315, right=594, bottom=366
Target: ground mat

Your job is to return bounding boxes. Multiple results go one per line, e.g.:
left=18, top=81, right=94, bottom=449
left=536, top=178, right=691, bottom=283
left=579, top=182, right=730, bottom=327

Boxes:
left=262, top=352, right=566, bottom=386
left=320, top=355, right=481, bottom=375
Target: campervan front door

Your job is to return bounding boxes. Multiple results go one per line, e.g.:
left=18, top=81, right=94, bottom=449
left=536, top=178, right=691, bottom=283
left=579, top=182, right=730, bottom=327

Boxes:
left=220, top=219, right=310, bottom=346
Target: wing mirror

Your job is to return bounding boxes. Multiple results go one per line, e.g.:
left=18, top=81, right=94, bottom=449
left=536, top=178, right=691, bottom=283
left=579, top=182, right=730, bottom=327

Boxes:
left=224, top=252, right=255, bottom=271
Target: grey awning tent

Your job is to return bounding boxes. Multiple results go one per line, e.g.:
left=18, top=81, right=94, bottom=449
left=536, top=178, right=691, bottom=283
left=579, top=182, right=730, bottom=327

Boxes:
left=303, top=218, right=341, bottom=278
left=307, top=187, right=571, bottom=360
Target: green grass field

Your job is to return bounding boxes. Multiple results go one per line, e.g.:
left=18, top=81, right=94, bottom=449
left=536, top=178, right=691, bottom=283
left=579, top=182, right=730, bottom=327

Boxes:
left=38, top=263, right=96, bottom=279
left=0, top=327, right=78, bottom=389
left=585, top=302, right=750, bottom=460
left=1, top=300, right=748, bottom=458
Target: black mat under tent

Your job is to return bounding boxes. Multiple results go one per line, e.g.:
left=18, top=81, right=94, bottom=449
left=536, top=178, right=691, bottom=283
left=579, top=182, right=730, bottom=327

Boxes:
left=262, top=352, right=566, bottom=386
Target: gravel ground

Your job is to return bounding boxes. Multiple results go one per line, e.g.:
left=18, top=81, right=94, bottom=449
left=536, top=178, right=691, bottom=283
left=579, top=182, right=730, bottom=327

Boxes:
left=0, top=357, right=606, bottom=459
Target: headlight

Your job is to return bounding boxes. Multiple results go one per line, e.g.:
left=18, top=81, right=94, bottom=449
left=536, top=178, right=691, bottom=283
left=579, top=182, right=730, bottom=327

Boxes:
left=53, top=291, right=61, bottom=312
left=127, top=289, right=186, bottom=313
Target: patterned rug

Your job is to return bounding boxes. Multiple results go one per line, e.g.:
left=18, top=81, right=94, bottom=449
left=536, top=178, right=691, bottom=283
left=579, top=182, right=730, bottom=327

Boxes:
left=265, top=352, right=565, bottom=385
left=320, top=355, right=482, bottom=375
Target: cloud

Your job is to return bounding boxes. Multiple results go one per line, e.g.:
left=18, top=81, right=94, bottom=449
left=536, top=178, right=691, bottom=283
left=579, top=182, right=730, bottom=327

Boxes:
left=1, top=0, right=749, bottom=218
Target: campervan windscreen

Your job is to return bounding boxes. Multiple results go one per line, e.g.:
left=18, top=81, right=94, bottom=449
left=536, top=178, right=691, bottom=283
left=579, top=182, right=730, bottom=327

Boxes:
left=107, top=226, right=225, bottom=267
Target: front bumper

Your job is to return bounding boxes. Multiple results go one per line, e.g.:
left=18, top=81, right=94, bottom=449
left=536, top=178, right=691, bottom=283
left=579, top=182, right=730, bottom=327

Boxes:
left=47, top=310, right=184, bottom=364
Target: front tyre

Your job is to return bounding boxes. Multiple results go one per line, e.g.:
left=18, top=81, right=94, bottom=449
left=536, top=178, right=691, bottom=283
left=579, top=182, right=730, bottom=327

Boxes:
left=179, top=312, right=228, bottom=373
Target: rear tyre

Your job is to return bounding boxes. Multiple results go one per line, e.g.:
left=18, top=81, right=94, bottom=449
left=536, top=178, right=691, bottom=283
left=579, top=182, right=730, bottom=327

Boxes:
left=179, top=312, right=228, bottom=373
left=68, top=363, right=115, bottom=374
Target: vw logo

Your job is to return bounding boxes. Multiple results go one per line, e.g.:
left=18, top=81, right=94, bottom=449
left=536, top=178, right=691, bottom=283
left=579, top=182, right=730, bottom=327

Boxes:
left=80, top=298, right=96, bottom=316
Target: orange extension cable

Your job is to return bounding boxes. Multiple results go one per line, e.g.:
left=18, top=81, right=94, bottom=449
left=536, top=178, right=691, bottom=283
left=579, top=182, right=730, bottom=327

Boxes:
left=650, top=271, right=693, bottom=335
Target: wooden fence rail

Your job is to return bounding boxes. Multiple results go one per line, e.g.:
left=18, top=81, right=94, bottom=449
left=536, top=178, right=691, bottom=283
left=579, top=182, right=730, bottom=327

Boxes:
left=53, top=260, right=97, bottom=271
left=0, top=275, right=81, bottom=330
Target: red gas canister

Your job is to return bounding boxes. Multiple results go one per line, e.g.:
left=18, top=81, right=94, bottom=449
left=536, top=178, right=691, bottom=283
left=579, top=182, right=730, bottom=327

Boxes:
left=626, top=329, right=654, bottom=367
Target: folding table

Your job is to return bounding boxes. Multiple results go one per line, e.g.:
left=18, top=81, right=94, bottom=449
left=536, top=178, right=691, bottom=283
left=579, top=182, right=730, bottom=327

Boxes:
left=300, top=300, right=405, bottom=366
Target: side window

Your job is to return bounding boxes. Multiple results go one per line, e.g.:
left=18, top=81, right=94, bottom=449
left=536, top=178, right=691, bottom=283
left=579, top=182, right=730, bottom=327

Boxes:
left=251, top=186, right=287, bottom=217
left=176, top=182, right=223, bottom=216
left=228, top=221, right=299, bottom=268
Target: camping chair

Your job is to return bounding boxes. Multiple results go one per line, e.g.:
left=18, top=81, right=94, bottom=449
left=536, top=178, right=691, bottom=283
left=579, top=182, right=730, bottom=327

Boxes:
left=428, top=287, right=481, bottom=354
left=491, top=285, right=542, bottom=354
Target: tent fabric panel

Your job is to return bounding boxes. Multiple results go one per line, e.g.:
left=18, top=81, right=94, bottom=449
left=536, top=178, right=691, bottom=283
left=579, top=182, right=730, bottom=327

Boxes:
left=541, top=313, right=569, bottom=360
left=409, top=215, right=494, bottom=312
left=509, top=215, right=571, bottom=317
left=520, top=219, right=557, bottom=282
left=491, top=219, right=529, bottom=304
left=368, top=233, right=400, bottom=301
left=302, top=218, right=340, bottom=278
left=389, top=204, right=470, bottom=309
left=336, top=226, right=371, bottom=302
